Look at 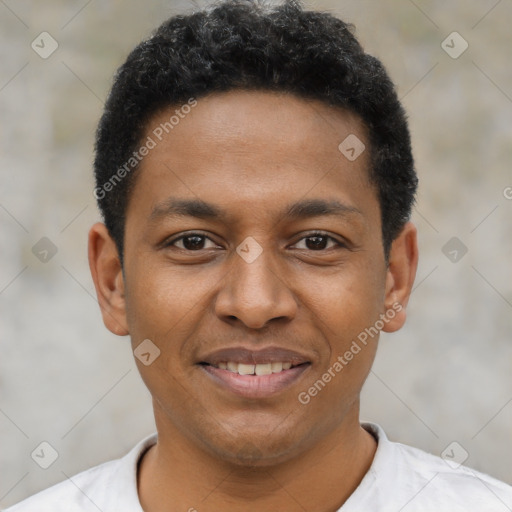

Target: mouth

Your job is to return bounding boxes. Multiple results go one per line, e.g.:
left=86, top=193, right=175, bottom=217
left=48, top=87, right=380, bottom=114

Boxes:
left=197, top=347, right=312, bottom=398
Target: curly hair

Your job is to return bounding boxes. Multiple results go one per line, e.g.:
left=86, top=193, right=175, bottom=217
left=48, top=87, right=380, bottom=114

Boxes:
left=94, top=0, right=417, bottom=265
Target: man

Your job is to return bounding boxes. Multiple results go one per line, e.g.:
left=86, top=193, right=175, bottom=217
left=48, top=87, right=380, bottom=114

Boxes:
left=7, top=0, right=512, bottom=510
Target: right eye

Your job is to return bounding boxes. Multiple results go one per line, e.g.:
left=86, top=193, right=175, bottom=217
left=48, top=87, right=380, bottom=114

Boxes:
left=164, top=232, right=220, bottom=251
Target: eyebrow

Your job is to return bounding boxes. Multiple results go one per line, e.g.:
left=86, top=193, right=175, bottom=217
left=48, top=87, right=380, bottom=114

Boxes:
left=148, top=197, right=362, bottom=224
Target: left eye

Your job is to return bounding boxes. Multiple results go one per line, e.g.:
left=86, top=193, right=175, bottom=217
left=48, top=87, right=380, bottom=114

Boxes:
left=292, top=233, right=342, bottom=251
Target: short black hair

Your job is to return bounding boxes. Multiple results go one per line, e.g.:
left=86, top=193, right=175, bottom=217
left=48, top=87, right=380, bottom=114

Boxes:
left=94, top=0, right=417, bottom=265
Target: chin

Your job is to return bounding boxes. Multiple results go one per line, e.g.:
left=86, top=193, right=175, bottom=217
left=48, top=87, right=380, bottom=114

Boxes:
left=201, top=429, right=307, bottom=468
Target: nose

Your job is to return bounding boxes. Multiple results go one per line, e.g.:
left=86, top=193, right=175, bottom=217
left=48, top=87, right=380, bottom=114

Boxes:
left=214, top=245, right=298, bottom=330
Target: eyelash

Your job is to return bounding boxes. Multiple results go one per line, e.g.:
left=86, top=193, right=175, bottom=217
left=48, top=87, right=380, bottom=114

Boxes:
left=165, top=231, right=345, bottom=251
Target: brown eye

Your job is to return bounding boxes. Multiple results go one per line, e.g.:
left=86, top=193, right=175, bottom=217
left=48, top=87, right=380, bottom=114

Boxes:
left=180, top=235, right=206, bottom=250
left=167, top=233, right=218, bottom=251
left=305, top=235, right=329, bottom=250
left=293, top=233, right=342, bottom=251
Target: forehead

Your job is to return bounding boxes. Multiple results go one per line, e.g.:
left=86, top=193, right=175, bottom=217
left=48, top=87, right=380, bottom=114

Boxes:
left=127, top=90, right=379, bottom=228
left=145, top=90, right=368, bottom=166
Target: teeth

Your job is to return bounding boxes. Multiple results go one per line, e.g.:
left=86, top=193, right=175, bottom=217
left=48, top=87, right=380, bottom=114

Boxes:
left=214, top=362, right=295, bottom=375
left=238, top=363, right=255, bottom=375
left=271, top=362, right=283, bottom=373
left=255, top=363, right=272, bottom=375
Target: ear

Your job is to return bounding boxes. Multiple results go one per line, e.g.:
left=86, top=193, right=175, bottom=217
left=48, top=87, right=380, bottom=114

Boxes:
left=381, top=222, right=419, bottom=333
left=88, top=222, right=129, bottom=336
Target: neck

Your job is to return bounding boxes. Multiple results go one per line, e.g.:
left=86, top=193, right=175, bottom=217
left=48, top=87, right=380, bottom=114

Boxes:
left=138, top=404, right=377, bottom=512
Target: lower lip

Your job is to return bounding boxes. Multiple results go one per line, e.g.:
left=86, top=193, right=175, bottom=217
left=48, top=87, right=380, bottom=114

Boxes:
left=200, top=364, right=310, bottom=399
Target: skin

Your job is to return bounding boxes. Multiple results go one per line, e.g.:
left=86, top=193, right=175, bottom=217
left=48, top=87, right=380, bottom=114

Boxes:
left=88, top=90, right=418, bottom=511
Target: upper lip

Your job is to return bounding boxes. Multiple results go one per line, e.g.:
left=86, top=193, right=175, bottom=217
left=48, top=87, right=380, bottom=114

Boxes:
left=199, top=346, right=311, bottom=366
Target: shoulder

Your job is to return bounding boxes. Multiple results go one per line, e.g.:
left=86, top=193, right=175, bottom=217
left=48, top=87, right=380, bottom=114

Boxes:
left=352, top=423, right=512, bottom=511
left=395, top=438, right=512, bottom=509
left=4, top=433, right=157, bottom=512
left=3, top=459, right=121, bottom=512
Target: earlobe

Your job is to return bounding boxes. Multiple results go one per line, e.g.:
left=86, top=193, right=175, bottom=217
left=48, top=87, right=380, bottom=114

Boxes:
left=88, top=222, right=130, bottom=336
left=382, top=222, right=419, bottom=333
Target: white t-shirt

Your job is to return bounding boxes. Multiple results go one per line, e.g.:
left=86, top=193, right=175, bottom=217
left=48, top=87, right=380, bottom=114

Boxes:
left=5, top=423, right=512, bottom=511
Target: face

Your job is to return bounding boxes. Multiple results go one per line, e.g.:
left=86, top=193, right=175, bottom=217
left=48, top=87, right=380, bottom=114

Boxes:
left=89, top=90, right=417, bottom=466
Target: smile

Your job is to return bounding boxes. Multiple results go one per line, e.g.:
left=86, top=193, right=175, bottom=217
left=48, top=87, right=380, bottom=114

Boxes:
left=199, top=361, right=311, bottom=398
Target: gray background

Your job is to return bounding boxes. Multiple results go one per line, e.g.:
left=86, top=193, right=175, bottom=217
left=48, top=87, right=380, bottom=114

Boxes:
left=1, top=0, right=511, bottom=507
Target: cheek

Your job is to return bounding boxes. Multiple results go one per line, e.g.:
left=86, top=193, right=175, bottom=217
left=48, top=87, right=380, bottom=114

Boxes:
left=297, top=261, right=384, bottom=399
left=123, top=262, right=225, bottom=376
left=298, top=279, right=382, bottom=418
left=305, top=261, right=386, bottom=341
left=123, top=261, right=201, bottom=335
left=125, top=270, right=195, bottom=411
